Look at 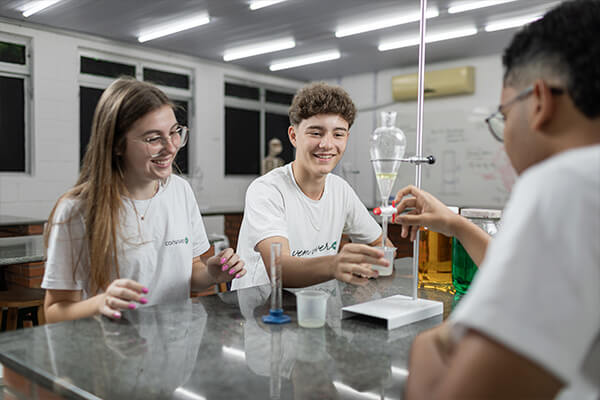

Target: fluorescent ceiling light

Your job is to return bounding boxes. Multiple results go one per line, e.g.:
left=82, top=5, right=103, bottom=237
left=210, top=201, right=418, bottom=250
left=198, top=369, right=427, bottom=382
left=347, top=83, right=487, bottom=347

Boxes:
left=336, top=7, right=439, bottom=38
left=250, top=0, right=288, bottom=10
left=269, top=50, right=341, bottom=71
left=484, top=13, right=543, bottom=32
left=138, top=14, right=210, bottom=43
left=223, top=38, right=295, bottom=61
left=378, top=26, right=478, bottom=51
left=21, top=0, right=64, bottom=17
left=448, top=0, right=518, bottom=14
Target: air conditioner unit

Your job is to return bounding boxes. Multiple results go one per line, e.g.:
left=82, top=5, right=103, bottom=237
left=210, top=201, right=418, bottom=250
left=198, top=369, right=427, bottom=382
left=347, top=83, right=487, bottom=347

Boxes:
left=392, top=66, right=475, bottom=101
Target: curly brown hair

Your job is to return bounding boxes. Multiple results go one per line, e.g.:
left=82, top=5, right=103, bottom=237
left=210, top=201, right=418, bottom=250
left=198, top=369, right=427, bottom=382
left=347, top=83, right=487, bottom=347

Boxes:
left=288, top=82, right=357, bottom=127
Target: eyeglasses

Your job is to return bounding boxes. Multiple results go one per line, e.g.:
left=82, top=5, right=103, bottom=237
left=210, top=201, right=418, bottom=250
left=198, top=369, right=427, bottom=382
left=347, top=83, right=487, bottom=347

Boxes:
left=485, top=86, right=564, bottom=142
left=138, top=125, right=189, bottom=158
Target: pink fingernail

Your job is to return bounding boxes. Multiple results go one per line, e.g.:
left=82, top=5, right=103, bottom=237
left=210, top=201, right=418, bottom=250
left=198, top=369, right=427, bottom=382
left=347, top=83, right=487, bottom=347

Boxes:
left=220, top=257, right=227, bottom=264
left=235, top=273, right=241, bottom=279
left=140, top=297, right=148, bottom=304
left=142, top=287, right=149, bottom=294
left=128, top=303, right=136, bottom=310
left=113, top=312, right=121, bottom=318
left=222, top=264, right=229, bottom=271
left=229, top=268, right=236, bottom=275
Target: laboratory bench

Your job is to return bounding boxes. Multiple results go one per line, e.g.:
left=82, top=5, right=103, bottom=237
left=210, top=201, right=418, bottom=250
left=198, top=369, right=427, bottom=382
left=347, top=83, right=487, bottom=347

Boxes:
left=0, top=258, right=453, bottom=400
left=0, top=215, right=45, bottom=238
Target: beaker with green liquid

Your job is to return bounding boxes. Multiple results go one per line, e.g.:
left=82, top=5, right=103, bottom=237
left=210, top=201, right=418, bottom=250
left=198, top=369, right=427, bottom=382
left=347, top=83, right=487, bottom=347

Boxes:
left=452, top=208, right=501, bottom=301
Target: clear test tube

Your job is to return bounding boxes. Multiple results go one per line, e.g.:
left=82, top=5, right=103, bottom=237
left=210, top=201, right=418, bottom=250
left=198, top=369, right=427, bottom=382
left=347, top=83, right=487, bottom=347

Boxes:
left=270, top=242, right=283, bottom=312
left=262, top=242, right=290, bottom=324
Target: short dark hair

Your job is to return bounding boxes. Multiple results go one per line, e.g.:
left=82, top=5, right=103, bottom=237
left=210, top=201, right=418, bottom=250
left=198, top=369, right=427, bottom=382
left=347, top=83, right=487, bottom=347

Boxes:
left=288, top=82, right=357, bottom=127
left=502, top=0, right=600, bottom=118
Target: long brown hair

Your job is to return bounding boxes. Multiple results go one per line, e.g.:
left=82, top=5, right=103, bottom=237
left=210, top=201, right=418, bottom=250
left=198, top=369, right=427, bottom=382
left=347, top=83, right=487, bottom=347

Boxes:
left=45, top=77, right=173, bottom=294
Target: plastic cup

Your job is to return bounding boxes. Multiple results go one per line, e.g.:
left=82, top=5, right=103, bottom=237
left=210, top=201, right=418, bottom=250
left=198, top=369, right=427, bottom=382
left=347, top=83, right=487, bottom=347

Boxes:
left=371, top=246, right=396, bottom=277
left=296, top=290, right=328, bottom=328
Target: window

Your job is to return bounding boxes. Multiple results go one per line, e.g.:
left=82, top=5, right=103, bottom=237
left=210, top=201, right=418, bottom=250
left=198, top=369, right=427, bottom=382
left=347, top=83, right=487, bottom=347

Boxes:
left=0, top=34, right=30, bottom=173
left=80, top=56, right=135, bottom=78
left=78, top=52, right=193, bottom=174
left=224, top=80, right=296, bottom=175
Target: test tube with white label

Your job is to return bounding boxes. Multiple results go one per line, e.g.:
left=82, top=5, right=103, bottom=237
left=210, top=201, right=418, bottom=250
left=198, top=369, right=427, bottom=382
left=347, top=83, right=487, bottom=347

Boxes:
left=262, top=242, right=291, bottom=324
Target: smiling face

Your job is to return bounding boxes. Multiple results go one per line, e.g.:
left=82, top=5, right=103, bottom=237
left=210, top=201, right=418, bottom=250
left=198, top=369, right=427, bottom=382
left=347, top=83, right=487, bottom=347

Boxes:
left=288, top=113, right=349, bottom=178
left=121, top=105, right=179, bottom=187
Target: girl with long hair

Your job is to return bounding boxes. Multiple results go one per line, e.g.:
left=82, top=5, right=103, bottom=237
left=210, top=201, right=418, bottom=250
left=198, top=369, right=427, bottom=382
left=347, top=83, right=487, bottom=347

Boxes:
left=42, top=77, right=245, bottom=323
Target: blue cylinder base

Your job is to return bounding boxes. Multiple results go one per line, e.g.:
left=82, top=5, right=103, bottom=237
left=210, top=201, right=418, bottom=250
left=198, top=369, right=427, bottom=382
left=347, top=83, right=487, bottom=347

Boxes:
left=262, top=308, right=291, bottom=324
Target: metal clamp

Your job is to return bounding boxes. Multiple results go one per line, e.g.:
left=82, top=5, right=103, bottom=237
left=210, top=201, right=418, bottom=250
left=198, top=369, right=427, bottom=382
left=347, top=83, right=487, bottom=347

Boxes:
left=370, top=155, right=436, bottom=165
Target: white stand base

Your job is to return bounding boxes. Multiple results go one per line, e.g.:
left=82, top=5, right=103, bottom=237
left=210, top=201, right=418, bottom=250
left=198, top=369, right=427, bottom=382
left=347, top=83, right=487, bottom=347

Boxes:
left=342, top=295, right=443, bottom=330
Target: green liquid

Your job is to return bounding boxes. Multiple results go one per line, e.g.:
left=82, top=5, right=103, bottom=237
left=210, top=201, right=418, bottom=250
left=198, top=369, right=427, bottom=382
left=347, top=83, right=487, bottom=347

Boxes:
left=452, top=238, right=478, bottom=297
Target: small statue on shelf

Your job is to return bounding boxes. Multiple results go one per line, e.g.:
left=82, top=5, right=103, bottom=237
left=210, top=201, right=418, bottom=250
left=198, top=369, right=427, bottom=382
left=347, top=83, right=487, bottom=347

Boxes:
left=261, top=138, right=285, bottom=175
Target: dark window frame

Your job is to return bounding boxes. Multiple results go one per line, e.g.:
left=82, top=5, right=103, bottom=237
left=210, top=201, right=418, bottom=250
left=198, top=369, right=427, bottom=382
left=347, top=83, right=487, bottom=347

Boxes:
left=78, top=52, right=194, bottom=176
left=224, top=80, right=296, bottom=176
left=0, top=34, right=31, bottom=174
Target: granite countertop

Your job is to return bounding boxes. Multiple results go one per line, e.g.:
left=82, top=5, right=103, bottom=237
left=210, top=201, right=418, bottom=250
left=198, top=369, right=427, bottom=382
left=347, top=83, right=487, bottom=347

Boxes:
left=0, top=215, right=46, bottom=227
left=0, top=258, right=453, bottom=399
left=0, top=235, right=45, bottom=266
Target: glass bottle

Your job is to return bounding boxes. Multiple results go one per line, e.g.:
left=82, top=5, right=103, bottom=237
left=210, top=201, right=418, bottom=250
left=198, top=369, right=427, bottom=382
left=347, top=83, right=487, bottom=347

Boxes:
left=452, top=208, right=502, bottom=301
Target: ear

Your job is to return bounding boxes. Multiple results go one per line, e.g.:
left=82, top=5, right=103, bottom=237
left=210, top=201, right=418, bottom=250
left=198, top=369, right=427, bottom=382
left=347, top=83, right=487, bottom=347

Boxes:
left=288, top=125, right=297, bottom=148
left=529, top=79, right=555, bottom=133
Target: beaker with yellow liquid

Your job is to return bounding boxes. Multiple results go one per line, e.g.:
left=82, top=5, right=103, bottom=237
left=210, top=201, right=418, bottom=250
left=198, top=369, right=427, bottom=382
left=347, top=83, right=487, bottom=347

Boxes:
left=417, top=207, right=458, bottom=293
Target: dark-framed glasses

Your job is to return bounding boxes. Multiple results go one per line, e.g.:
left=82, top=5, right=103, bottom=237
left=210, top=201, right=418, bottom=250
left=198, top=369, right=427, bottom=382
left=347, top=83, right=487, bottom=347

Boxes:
left=485, top=86, right=564, bottom=142
left=142, top=125, right=189, bottom=158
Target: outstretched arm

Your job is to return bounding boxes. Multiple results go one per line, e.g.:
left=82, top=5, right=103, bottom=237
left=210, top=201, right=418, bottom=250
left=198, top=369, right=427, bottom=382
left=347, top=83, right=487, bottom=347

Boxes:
left=256, top=236, right=389, bottom=287
left=393, top=185, right=490, bottom=266
left=45, top=278, right=147, bottom=323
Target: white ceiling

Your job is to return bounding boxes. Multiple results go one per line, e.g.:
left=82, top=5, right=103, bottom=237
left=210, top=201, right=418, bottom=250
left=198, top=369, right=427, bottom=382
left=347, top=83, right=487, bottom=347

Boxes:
left=0, top=0, right=561, bottom=81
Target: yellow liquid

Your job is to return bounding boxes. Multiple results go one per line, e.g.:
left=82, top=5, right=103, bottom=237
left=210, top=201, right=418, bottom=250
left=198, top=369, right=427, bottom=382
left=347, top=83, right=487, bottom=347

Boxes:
left=375, top=172, right=397, bottom=179
left=418, top=230, right=455, bottom=294
left=375, top=172, right=397, bottom=199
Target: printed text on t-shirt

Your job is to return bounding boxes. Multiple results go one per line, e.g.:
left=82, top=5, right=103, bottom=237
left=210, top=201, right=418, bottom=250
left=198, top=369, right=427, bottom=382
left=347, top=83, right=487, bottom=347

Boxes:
left=291, top=241, right=337, bottom=257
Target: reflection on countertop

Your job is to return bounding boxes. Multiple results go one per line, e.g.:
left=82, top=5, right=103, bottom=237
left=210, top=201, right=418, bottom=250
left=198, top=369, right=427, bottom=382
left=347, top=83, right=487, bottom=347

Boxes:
left=0, top=258, right=452, bottom=399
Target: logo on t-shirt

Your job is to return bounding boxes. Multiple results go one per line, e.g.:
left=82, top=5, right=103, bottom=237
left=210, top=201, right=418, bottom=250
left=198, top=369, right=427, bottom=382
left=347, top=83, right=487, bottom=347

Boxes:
left=165, top=237, right=189, bottom=247
left=291, top=241, right=337, bottom=257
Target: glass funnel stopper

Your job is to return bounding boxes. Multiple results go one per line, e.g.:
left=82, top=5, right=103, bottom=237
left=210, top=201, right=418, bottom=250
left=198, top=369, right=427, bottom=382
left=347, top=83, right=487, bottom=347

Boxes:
left=370, top=111, right=406, bottom=202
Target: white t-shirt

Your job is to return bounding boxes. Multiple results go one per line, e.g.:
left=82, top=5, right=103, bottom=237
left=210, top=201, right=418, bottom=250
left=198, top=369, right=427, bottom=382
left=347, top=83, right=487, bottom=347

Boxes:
left=451, top=145, right=600, bottom=399
left=42, top=175, right=210, bottom=305
left=232, top=163, right=382, bottom=290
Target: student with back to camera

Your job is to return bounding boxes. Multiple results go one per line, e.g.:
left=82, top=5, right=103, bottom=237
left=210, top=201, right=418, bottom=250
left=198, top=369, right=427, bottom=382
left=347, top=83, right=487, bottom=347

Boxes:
left=398, top=1, right=600, bottom=398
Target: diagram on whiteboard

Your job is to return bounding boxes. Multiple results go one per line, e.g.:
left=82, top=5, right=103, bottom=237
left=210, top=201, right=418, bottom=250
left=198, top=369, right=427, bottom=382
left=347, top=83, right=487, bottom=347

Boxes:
left=390, top=109, right=515, bottom=208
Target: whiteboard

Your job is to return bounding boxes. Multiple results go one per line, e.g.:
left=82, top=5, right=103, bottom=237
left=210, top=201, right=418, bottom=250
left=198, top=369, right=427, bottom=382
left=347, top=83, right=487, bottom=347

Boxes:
left=390, top=109, right=516, bottom=209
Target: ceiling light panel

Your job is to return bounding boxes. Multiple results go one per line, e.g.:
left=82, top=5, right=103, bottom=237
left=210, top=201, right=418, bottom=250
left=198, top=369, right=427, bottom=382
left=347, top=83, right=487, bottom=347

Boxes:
left=249, top=0, right=289, bottom=10
left=21, top=0, right=64, bottom=17
left=223, top=38, right=296, bottom=61
left=269, top=50, right=341, bottom=71
left=138, top=14, right=210, bottom=43
left=335, top=7, right=439, bottom=38
left=484, top=13, right=543, bottom=32
left=379, top=26, right=479, bottom=51
left=448, top=0, right=519, bottom=14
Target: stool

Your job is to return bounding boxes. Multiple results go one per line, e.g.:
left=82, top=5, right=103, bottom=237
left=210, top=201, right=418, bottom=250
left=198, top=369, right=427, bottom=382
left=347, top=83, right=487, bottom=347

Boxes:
left=0, top=287, right=45, bottom=331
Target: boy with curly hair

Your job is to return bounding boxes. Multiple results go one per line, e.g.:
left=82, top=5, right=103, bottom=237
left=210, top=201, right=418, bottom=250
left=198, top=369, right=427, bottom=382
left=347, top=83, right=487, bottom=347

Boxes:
left=232, top=82, right=390, bottom=290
